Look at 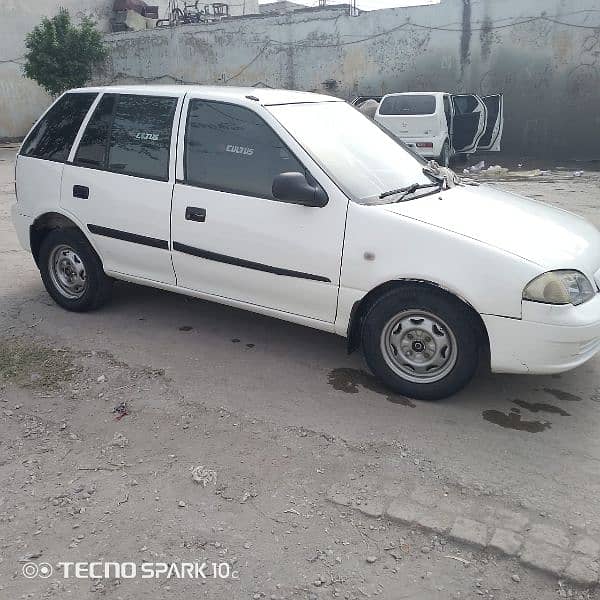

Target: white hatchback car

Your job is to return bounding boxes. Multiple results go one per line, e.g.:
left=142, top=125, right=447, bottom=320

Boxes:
left=11, top=85, right=600, bottom=400
left=363, top=91, right=504, bottom=166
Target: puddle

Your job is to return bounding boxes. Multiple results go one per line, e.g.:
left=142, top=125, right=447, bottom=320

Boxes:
left=179, top=325, right=193, bottom=332
left=327, top=368, right=415, bottom=407
left=482, top=408, right=551, bottom=433
left=543, top=388, right=582, bottom=402
left=512, top=399, right=570, bottom=416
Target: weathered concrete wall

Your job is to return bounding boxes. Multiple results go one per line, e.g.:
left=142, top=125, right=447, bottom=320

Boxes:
left=97, top=0, right=600, bottom=159
left=0, top=0, right=117, bottom=139
left=0, top=0, right=259, bottom=139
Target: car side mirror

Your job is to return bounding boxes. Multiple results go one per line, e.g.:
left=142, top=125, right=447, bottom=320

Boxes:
left=272, top=172, right=328, bottom=207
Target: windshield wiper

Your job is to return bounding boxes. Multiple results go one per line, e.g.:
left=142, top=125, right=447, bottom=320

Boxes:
left=379, top=181, right=440, bottom=201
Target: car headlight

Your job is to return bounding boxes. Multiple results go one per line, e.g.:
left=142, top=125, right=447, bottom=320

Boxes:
left=523, top=270, right=596, bottom=306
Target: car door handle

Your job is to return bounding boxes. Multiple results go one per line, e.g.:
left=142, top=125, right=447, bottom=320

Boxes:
left=185, top=207, right=206, bottom=223
left=73, top=185, right=89, bottom=199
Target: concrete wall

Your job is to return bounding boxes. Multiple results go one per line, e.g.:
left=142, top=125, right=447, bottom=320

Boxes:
left=0, top=0, right=258, bottom=139
left=95, top=0, right=600, bottom=158
left=0, top=0, right=119, bottom=139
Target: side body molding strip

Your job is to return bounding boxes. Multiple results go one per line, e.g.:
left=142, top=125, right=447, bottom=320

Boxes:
left=172, top=241, right=331, bottom=283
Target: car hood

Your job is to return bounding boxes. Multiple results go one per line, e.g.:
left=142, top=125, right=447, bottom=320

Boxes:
left=382, top=183, right=600, bottom=273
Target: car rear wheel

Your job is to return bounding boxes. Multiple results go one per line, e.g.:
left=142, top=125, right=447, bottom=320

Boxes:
left=361, top=287, right=480, bottom=400
left=39, top=229, right=112, bottom=312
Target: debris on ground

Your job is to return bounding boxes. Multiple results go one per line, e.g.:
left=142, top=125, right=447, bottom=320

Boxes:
left=444, top=555, right=470, bottom=565
left=483, top=165, right=509, bottom=175
left=190, top=464, right=217, bottom=486
left=463, top=160, right=486, bottom=174
left=110, top=432, right=129, bottom=448
left=112, top=401, right=129, bottom=420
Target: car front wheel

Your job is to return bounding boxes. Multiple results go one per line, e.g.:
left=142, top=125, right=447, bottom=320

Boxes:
left=361, top=287, right=480, bottom=400
left=39, top=228, right=112, bottom=312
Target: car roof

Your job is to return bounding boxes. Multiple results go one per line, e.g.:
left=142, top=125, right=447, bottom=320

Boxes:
left=69, top=85, right=343, bottom=106
left=381, top=91, right=446, bottom=98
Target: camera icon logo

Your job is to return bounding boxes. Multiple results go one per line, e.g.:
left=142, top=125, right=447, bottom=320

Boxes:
left=22, top=562, right=52, bottom=578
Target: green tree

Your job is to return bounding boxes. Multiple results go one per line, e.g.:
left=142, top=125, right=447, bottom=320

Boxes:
left=23, top=8, right=107, bottom=97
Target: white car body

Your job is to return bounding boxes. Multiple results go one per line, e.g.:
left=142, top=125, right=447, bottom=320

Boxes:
left=10, top=86, right=600, bottom=384
left=370, top=91, right=504, bottom=161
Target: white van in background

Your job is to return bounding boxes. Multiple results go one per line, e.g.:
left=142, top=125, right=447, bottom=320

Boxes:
left=354, top=92, right=503, bottom=166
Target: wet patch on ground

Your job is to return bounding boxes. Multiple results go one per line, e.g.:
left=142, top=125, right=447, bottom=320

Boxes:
left=543, top=388, right=582, bottom=402
left=482, top=407, right=551, bottom=433
left=512, top=399, right=570, bottom=416
left=327, top=367, right=415, bottom=407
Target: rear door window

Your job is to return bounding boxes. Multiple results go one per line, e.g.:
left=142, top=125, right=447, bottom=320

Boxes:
left=20, top=93, right=97, bottom=162
left=107, top=94, right=178, bottom=180
left=184, top=100, right=304, bottom=199
left=379, top=95, right=436, bottom=116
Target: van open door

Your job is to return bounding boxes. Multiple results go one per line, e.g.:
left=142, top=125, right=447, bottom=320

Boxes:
left=449, top=94, right=486, bottom=154
left=476, top=94, right=504, bottom=152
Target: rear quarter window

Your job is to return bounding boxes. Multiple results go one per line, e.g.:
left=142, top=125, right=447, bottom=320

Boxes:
left=20, top=93, right=97, bottom=162
left=378, top=95, right=436, bottom=116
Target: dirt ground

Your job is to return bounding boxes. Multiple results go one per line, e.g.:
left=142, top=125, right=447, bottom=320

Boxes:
left=1, top=145, right=599, bottom=599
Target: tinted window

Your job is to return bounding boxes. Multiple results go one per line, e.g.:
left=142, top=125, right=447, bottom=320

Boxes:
left=20, top=93, right=96, bottom=162
left=452, top=95, right=479, bottom=115
left=74, top=94, right=116, bottom=168
left=379, top=95, right=436, bottom=116
left=185, top=100, right=304, bottom=199
left=107, top=95, right=177, bottom=180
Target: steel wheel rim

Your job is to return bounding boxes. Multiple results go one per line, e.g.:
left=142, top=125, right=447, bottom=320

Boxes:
left=380, top=310, right=458, bottom=383
left=48, top=244, right=87, bottom=300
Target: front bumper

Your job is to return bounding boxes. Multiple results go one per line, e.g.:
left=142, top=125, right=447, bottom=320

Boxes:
left=483, top=295, right=600, bottom=374
left=11, top=204, right=32, bottom=252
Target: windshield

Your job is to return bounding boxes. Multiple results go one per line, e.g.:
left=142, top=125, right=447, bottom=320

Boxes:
left=267, top=101, right=432, bottom=204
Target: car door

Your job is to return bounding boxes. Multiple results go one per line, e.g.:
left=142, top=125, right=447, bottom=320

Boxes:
left=476, top=94, right=504, bottom=152
left=449, top=94, right=487, bottom=154
left=60, top=91, right=183, bottom=285
left=170, top=96, right=347, bottom=323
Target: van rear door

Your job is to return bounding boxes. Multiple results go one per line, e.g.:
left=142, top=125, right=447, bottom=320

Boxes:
left=476, top=94, right=504, bottom=152
left=449, top=94, right=486, bottom=154
left=374, top=94, right=439, bottom=139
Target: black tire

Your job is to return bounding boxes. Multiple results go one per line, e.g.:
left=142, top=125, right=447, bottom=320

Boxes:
left=361, top=286, right=480, bottom=401
left=438, top=141, right=451, bottom=167
left=39, top=228, right=112, bottom=312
